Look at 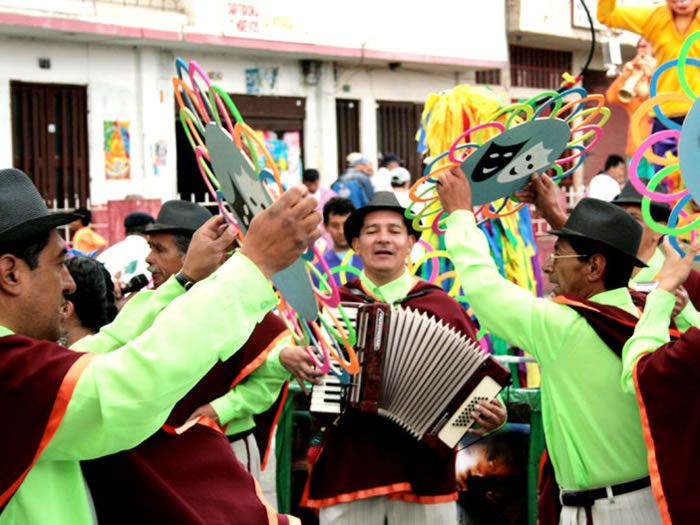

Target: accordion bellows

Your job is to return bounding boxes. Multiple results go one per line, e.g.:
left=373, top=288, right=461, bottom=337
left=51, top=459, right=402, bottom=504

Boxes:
left=312, top=302, right=511, bottom=449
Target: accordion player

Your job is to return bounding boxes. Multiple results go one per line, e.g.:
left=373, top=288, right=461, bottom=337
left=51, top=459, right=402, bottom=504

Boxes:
left=311, top=302, right=511, bottom=449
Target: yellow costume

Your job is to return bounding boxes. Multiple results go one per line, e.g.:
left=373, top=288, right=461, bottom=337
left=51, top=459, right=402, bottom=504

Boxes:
left=598, top=0, right=700, bottom=117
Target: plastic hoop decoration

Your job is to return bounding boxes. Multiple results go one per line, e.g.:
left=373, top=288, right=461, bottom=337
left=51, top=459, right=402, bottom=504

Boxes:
left=566, top=124, right=603, bottom=149
left=409, top=195, right=443, bottom=232
left=173, top=77, right=210, bottom=128
left=232, top=122, right=284, bottom=193
left=630, top=93, right=691, bottom=159
left=568, top=106, right=611, bottom=134
left=410, top=250, right=451, bottom=284
left=330, top=250, right=362, bottom=284
left=426, top=148, right=475, bottom=180
left=405, top=180, right=439, bottom=219
left=652, top=58, right=700, bottom=130
left=641, top=166, right=700, bottom=235
left=678, top=34, right=700, bottom=100
left=667, top=195, right=700, bottom=261
left=434, top=270, right=461, bottom=297
left=483, top=199, right=526, bottom=219
left=210, top=85, right=259, bottom=168
left=629, top=130, right=687, bottom=203
left=309, top=245, right=340, bottom=307
left=194, top=147, right=240, bottom=230
left=431, top=209, right=449, bottom=235
left=531, top=87, right=587, bottom=119
left=178, top=107, right=208, bottom=156
left=408, top=173, right=439, bottom=204
left=553, top=93, right=604, bottom=124
left=447, top=122, right=505, bottom=163
left=487, top=102, right=534, bottom=129
left=301, top=321, right=331, bottom=374
left=315, top=303, right=360, bottom=374
left=649, top=58, right=698, bottom=129
left=188, top=61, right=216, bottom=123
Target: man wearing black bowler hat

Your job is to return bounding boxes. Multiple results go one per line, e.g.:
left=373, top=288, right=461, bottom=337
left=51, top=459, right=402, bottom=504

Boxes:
left=438, top=166, right=671, bottom=524
left=0, top=167, right=321, bottom=524
left=303, top=191, right=506, bottom=525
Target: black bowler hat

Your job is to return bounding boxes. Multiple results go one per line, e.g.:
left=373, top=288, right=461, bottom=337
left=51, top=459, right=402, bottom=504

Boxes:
left=0, top=168, right=80, bottom=247
left=611, top=180, right=671, bottom=223
left=145, top=200, right=212, bottom=236
left=549, top=198, right=647, bottom=267
left=344, top=191, right=420, bottom=245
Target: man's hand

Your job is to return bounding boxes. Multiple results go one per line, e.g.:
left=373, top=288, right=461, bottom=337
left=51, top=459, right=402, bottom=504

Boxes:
left=181, top=215, right=236, bottom=282
left=672, top=286, right=689, bottom=318
left=188, top=403, right=221, bottom=427
left=436, top=166, right=473, bottom=213
left=240, top=186, right=321, bottom=278
left=281, top=346, right=324, bottom=393
left=513, top=173, right=567, bottom=229
left=657, top=238, right=699, bottom=293
left=468, top=399, right=507, bottom=436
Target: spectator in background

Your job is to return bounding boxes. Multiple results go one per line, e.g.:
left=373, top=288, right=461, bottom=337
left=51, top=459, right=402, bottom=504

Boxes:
left=390, top=167, right=412, bottom=207
left=586, top=154, right=626, bottom=202
left=98, top=211, right=154, bottom=285
left=332, top=152, right=374, bottom=208
left=302, top=168, right=336, bottom=214
left=70, top=207, right=108, bottom=254
left=62, top=256, right=118, bottom=346
left=374, top=152, right=403, bottom=192
left=316, top=197, right=363, bottom=285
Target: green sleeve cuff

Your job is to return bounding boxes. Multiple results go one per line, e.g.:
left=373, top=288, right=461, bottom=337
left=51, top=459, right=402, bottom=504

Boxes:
left=210, top=393, right=237, bottom=426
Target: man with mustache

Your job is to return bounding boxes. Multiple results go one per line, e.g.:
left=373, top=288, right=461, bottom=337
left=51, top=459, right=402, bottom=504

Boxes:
left=0, top=168, right=321, bottom=524
left=436, top=166, right=684, bottom=524
left=302, top=191, right=506, bottom=525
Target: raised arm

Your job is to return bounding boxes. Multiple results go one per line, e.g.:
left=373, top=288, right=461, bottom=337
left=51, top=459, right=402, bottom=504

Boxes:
left=621, top=240, right=700, bottom=393
left=439, top=168, right=577, bottom=364
left=46, top=187, right=322, bottom=460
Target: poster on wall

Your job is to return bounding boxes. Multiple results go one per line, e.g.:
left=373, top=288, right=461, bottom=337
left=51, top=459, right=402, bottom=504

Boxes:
left=261, top=130, right=302, bottom=189
left=104, top=120, right=131, bottom=180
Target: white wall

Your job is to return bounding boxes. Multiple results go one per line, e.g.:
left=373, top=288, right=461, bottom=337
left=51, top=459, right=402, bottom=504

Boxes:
left=0, top=37, right=180, bottom=204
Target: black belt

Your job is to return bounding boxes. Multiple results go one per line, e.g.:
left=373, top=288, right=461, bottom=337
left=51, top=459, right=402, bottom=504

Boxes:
left=560, top=477, right=651, bottom=507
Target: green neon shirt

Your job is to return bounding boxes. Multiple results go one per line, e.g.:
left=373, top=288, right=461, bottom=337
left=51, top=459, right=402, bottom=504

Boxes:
left=1, top=253, right=277, bottom=525
left=445, top=209, right=649, bottom=489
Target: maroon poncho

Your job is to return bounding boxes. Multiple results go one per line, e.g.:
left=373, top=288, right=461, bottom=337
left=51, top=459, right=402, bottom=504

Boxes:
left=303, top=278, right=478, bottom=508
left=537, top=292, right=679, bottom=525
left=0, top=334, right=94, bottom=513
left=83, top=312, right=295, bottom=525
left=633, top=328, right=700, bottom=525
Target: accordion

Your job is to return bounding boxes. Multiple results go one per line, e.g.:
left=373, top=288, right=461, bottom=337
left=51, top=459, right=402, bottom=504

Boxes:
left=312, top=303, right=511, bottom=448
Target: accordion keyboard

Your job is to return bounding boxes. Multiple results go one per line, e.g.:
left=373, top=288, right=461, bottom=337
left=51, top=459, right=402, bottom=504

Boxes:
left=309, top=303, right=360, bottom=415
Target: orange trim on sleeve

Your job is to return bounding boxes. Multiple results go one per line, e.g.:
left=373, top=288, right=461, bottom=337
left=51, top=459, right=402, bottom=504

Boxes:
left=229, top=329, right=292, bottom=389
left=260, top=382, right=289, bottom=471
left=0, top=352, right=96, bottom=508
left=163, top=415, right=223, bottom=435
left=633, top=357, right=672, bottom=525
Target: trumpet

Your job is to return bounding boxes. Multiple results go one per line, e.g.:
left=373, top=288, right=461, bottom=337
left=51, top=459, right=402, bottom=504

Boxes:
left=618, top=55, right=656, bottom=103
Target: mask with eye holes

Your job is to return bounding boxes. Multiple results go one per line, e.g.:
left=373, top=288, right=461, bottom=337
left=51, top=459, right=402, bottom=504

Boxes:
left=460, top=118, right=570, bottom=206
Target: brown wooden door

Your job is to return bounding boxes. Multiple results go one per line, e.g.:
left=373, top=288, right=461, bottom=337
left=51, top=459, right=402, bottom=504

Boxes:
left=11, top=81, right=90, bottom=207
left=336, top=98, right=360, bottom=177
left=376, top=100, right=424, bottom=182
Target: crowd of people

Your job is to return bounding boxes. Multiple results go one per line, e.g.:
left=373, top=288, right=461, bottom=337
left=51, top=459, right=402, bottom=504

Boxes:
left=2, top=1, right=700, bottom=523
